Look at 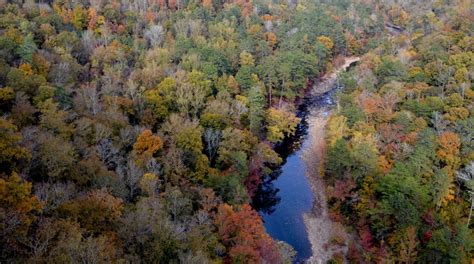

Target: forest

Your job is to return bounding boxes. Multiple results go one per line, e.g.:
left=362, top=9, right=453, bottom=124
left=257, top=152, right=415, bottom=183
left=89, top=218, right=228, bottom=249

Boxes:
left=323, top=1, right=473, bottom=262
left=0, top=0, right=472, bottom=262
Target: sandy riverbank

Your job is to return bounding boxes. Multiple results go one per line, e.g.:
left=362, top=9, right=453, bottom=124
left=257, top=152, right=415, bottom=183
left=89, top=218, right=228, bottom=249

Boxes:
left=302, top=57, right=359, bottom=263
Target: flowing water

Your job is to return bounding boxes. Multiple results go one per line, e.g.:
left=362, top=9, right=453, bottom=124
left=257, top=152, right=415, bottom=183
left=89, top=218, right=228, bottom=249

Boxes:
left=252, top=58, right=360, bottom=263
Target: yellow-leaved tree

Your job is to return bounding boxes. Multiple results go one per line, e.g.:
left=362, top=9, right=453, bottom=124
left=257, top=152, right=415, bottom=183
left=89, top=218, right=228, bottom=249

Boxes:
left=266, top=107, right=300, bottom=143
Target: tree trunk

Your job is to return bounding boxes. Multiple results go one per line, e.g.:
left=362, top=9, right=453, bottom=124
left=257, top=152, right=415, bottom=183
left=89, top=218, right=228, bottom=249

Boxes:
left=278, top=82, right=284, bottom=109
left=468, top=196, right=473, bottom=228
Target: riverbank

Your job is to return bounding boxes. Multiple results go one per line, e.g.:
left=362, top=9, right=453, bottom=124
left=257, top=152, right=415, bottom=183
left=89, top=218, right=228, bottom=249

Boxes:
left=313, top=57, right=361, bottom=95
left=303, top=57, right=360, bottom=263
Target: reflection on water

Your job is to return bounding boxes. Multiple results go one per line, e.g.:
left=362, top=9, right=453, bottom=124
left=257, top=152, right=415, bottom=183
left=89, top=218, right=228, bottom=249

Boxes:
left=252, top=83, right=343, bottom=263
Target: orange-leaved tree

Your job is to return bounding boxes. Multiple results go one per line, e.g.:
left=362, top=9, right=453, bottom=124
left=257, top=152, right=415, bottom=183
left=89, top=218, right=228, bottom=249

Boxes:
left=0, top=173, right=42, bottom=255
left=133, top=129, right=163, bottom=157
left=214, top=204, right=281, bottom=263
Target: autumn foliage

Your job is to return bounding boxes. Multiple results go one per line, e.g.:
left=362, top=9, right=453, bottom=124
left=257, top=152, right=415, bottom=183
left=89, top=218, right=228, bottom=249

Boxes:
left=133, top=129, right=163, bottom=157
left=322, top=1, right=473, bottom=261
left=214, top=204, right=281, bottom=263
left=0, top=0, right=471, bottom=262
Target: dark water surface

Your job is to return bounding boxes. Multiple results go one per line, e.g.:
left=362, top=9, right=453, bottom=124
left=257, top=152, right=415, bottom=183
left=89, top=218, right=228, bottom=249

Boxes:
left=253, top=59, right=358, bottom=262
left=251, top=60, right=361, bottom=261
left=252, top=87, right=339, bottom=262
left=260, top=140, right=314, bottom=261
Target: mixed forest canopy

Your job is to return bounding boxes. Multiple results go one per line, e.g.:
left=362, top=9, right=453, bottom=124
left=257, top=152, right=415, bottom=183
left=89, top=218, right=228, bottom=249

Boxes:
left=0, top=0, right=472, bottom=262
left=322, top=0, right=473, bottom=262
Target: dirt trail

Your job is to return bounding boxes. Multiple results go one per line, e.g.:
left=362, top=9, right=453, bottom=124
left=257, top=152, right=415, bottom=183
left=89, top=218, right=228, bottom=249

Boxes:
left=302, top=57, right=359, bottom=264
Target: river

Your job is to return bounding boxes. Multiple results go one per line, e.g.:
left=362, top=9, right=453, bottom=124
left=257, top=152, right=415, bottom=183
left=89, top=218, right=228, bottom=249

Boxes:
left=252, top=57, right=360, bottom=263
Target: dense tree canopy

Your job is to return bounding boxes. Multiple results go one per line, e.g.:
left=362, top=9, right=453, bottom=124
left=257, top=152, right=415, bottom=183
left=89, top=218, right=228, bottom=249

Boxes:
left=323, top=1, right=473, bottom=262
left=0, top=0, right=471, bottom=262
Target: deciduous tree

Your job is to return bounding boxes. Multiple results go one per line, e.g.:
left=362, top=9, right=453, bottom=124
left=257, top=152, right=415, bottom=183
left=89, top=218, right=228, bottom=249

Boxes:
left=0, top=118, right=30, bottom=172
left=214, top=204, right=281, bottom=263
left=266, top=107, right=300, bottom=143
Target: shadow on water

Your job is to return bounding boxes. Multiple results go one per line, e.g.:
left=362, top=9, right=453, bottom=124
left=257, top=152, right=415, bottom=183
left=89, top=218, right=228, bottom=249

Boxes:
left=252, top=60, right=358, bottom=263
left=251, top=96, right=311, bottom=214
left=252, top=83, right=344, bottom=213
